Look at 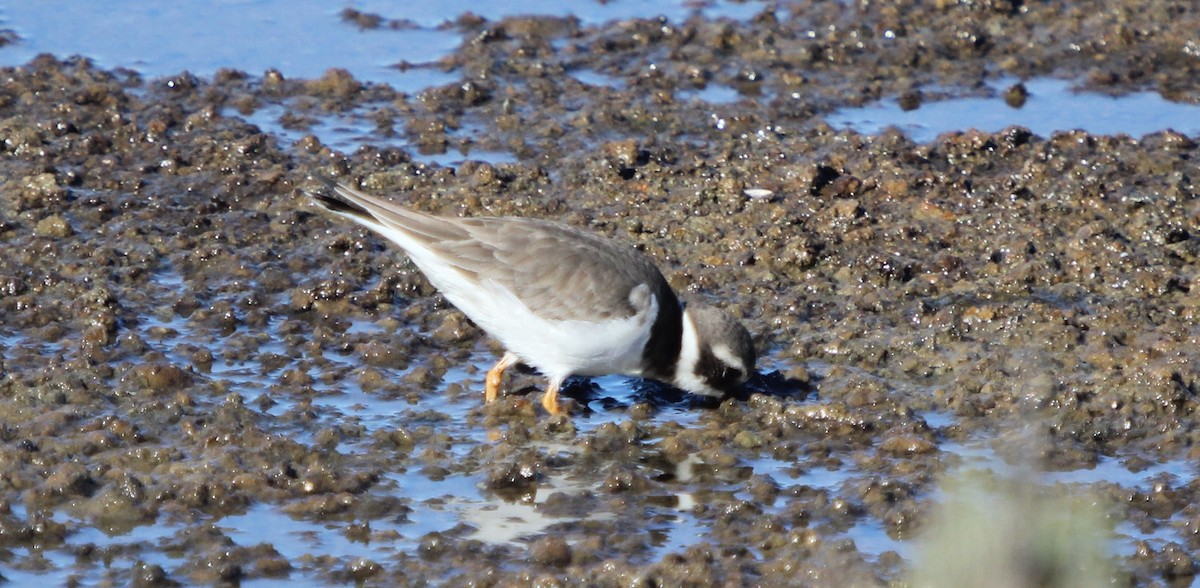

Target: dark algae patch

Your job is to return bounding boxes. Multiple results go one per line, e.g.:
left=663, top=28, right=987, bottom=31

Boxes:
left=1, top=0, right=1200, bottom=585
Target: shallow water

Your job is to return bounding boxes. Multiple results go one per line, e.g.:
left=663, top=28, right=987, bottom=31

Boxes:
left=0, top=1, right=458, bottom=92
left=1, top=1, right=1199, bottom=586
left=0, top=0, right=773, bottom=93
left=827, top=77, right=1200, bottom=141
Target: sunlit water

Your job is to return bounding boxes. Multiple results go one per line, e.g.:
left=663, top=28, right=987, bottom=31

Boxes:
left=10, top=262, right=1192, bottom=583
left=1, top=1, right=1197, bottom=585
left=0, top=0, right=773, bottom=93
left=827, top=77, right=1200, bottom=141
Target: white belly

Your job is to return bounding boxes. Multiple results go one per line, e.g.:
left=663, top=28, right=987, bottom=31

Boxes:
left=396, top=240, right=656, bottom=380
left=454, top=279, right=656, bottom=380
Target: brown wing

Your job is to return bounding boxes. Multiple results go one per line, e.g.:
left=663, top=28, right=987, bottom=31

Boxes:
left=434, top=216, right=671, bottom=322
left=311, top=179, right=671, bottom=322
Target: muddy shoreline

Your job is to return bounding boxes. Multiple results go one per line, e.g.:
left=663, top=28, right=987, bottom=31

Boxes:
left=2, top=1, right=1199, bottom=585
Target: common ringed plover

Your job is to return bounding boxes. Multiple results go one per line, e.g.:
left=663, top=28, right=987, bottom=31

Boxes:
left=306, top=177, right=755, bottom=415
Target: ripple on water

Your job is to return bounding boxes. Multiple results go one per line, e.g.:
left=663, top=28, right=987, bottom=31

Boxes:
left=0, top=505, right=189, bottom=587
left=0, top=1, right=461, bottom=92
left=229, top=102, right=520, bottom=168
left=217, top=502, right=412, bottom=564
left=827, top=77, right=1200, bottom=141
left=2, top=0, right=781, bottom=165
left=846, top=518, right=913, bottom=561
left=678, top=84, right=745, bottom=105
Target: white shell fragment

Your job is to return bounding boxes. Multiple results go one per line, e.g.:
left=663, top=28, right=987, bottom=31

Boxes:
left=743, top=187, right=775, bottom=201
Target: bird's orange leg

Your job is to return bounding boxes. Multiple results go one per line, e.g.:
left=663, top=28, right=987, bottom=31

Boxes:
left=485, top=352, right=519, bottom=403
left=542, top=377, right=564, bottom=415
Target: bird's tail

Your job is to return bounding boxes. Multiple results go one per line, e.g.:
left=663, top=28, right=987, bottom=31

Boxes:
left=304, top=174, right=375, bottom=221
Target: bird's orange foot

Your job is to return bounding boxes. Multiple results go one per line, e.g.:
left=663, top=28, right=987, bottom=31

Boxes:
left=541, top=380, right=563, bottom=415
left=485, top=352, right=518, bottom=403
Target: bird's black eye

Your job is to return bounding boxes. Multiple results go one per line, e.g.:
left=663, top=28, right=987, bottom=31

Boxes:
left=697, top=348, right=748, bottom=395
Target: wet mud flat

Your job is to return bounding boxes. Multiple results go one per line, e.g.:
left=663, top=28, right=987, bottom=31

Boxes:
left=1, top=1, right=1199, bottom=585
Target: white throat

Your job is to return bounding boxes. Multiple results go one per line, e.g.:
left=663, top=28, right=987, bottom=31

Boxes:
left=672, top=308, right=722, bottom=397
